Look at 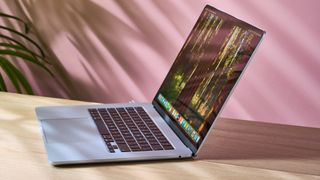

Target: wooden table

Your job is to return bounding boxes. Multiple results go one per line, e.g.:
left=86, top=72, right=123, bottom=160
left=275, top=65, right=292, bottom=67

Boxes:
left=0, top=92, right=319, bottom=180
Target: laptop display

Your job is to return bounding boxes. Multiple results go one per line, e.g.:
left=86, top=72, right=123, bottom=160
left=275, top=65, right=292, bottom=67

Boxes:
left=154, top=6, right=265, bottom=147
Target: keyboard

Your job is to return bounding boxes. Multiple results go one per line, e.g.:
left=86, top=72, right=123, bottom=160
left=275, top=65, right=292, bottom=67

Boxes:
left=88, top=107, right=174, bottom=153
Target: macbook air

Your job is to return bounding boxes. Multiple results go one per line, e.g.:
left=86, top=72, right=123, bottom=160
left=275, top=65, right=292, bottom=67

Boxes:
left=36, top=5, right=265, bottom=165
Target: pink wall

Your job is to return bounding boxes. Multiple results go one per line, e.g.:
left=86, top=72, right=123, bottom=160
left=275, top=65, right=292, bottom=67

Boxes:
left=2, top=0, right=320, bottom=128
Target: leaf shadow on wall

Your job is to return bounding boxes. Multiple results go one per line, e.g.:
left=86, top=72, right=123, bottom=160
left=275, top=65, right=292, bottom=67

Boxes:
left=229, top=0, right=320, bottom=123
left=4, top=0, right=186, bottom=102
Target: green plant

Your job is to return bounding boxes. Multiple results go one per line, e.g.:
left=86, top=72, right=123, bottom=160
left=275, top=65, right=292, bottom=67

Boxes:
left=0, top=12, right=52, bottom=94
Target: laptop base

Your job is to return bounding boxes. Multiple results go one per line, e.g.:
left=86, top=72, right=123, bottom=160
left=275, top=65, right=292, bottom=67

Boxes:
left=36, top=103, right=192, bottom=165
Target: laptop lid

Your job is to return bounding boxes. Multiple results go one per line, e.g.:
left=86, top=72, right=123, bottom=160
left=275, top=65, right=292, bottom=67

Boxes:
left=152, top=5, right=265, bottom=154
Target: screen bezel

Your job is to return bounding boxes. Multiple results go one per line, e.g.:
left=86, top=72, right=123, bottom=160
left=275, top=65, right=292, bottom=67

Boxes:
left=152, top=5, right=266, bottom=154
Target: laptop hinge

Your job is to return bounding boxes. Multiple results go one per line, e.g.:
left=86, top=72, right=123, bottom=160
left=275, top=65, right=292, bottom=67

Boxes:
left=152, top=100, right=197, bottom=155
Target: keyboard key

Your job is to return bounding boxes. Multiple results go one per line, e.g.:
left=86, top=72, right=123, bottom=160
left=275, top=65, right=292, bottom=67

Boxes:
left=103, top=134, right=113, bottom=141
left=152, top=145, right=163, bottom=151
left=95, top=122, right=109, bottom=134
left=119, top=145, right=130, bottom=152
left=149, top=141, right=160, bottom=146
left=163, top=145, right=174, bottom=150
left=109, top=149, right=115, bottom=153
left=132, top=148, right=142, bottom=152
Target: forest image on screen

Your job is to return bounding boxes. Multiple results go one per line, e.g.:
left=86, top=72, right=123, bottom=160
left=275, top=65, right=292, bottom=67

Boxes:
left=156, top=7, right=263, bottom=145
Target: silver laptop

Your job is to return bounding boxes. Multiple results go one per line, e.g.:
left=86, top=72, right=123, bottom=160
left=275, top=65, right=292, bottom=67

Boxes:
left=36, top=5, right=265, bottom=165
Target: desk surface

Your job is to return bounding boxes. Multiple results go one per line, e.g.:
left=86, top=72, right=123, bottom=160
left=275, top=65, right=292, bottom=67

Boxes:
left=0, top=92, right=319, bottom=180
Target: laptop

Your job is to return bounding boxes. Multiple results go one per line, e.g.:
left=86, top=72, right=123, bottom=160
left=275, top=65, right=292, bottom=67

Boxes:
left=36, top=5, right=265, bottom=165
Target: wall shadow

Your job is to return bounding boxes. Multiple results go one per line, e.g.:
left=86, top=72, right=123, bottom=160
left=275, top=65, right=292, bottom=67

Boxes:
left=3, top=0, right=183, bottom=102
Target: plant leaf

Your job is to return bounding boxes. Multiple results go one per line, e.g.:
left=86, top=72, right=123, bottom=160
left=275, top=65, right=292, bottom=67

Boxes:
left=0, top=34, right=45, bottom=59
left=0, top=12, right=29, bottom=33
left=6, top=61, right=33, bottom=94
left=0, top=72, right=7, bottom=91
left=0, top=42, right=45, bottom=63
left=0, top=25, right=45, bottom=58
left=0, top=49, right=53, bottom=76
left=0, top=56, right=33, bottom=94
left=2, top=59, right=33, bottom=94
left=0, top=56, right=22, bottom=93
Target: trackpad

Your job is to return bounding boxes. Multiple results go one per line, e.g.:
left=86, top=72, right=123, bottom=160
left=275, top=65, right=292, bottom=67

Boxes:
left=41, top=118, right=100, bottom=144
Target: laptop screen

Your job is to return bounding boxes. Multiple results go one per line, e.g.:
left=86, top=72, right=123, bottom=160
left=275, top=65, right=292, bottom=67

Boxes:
left=154, top=5, right=265, bottom=148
